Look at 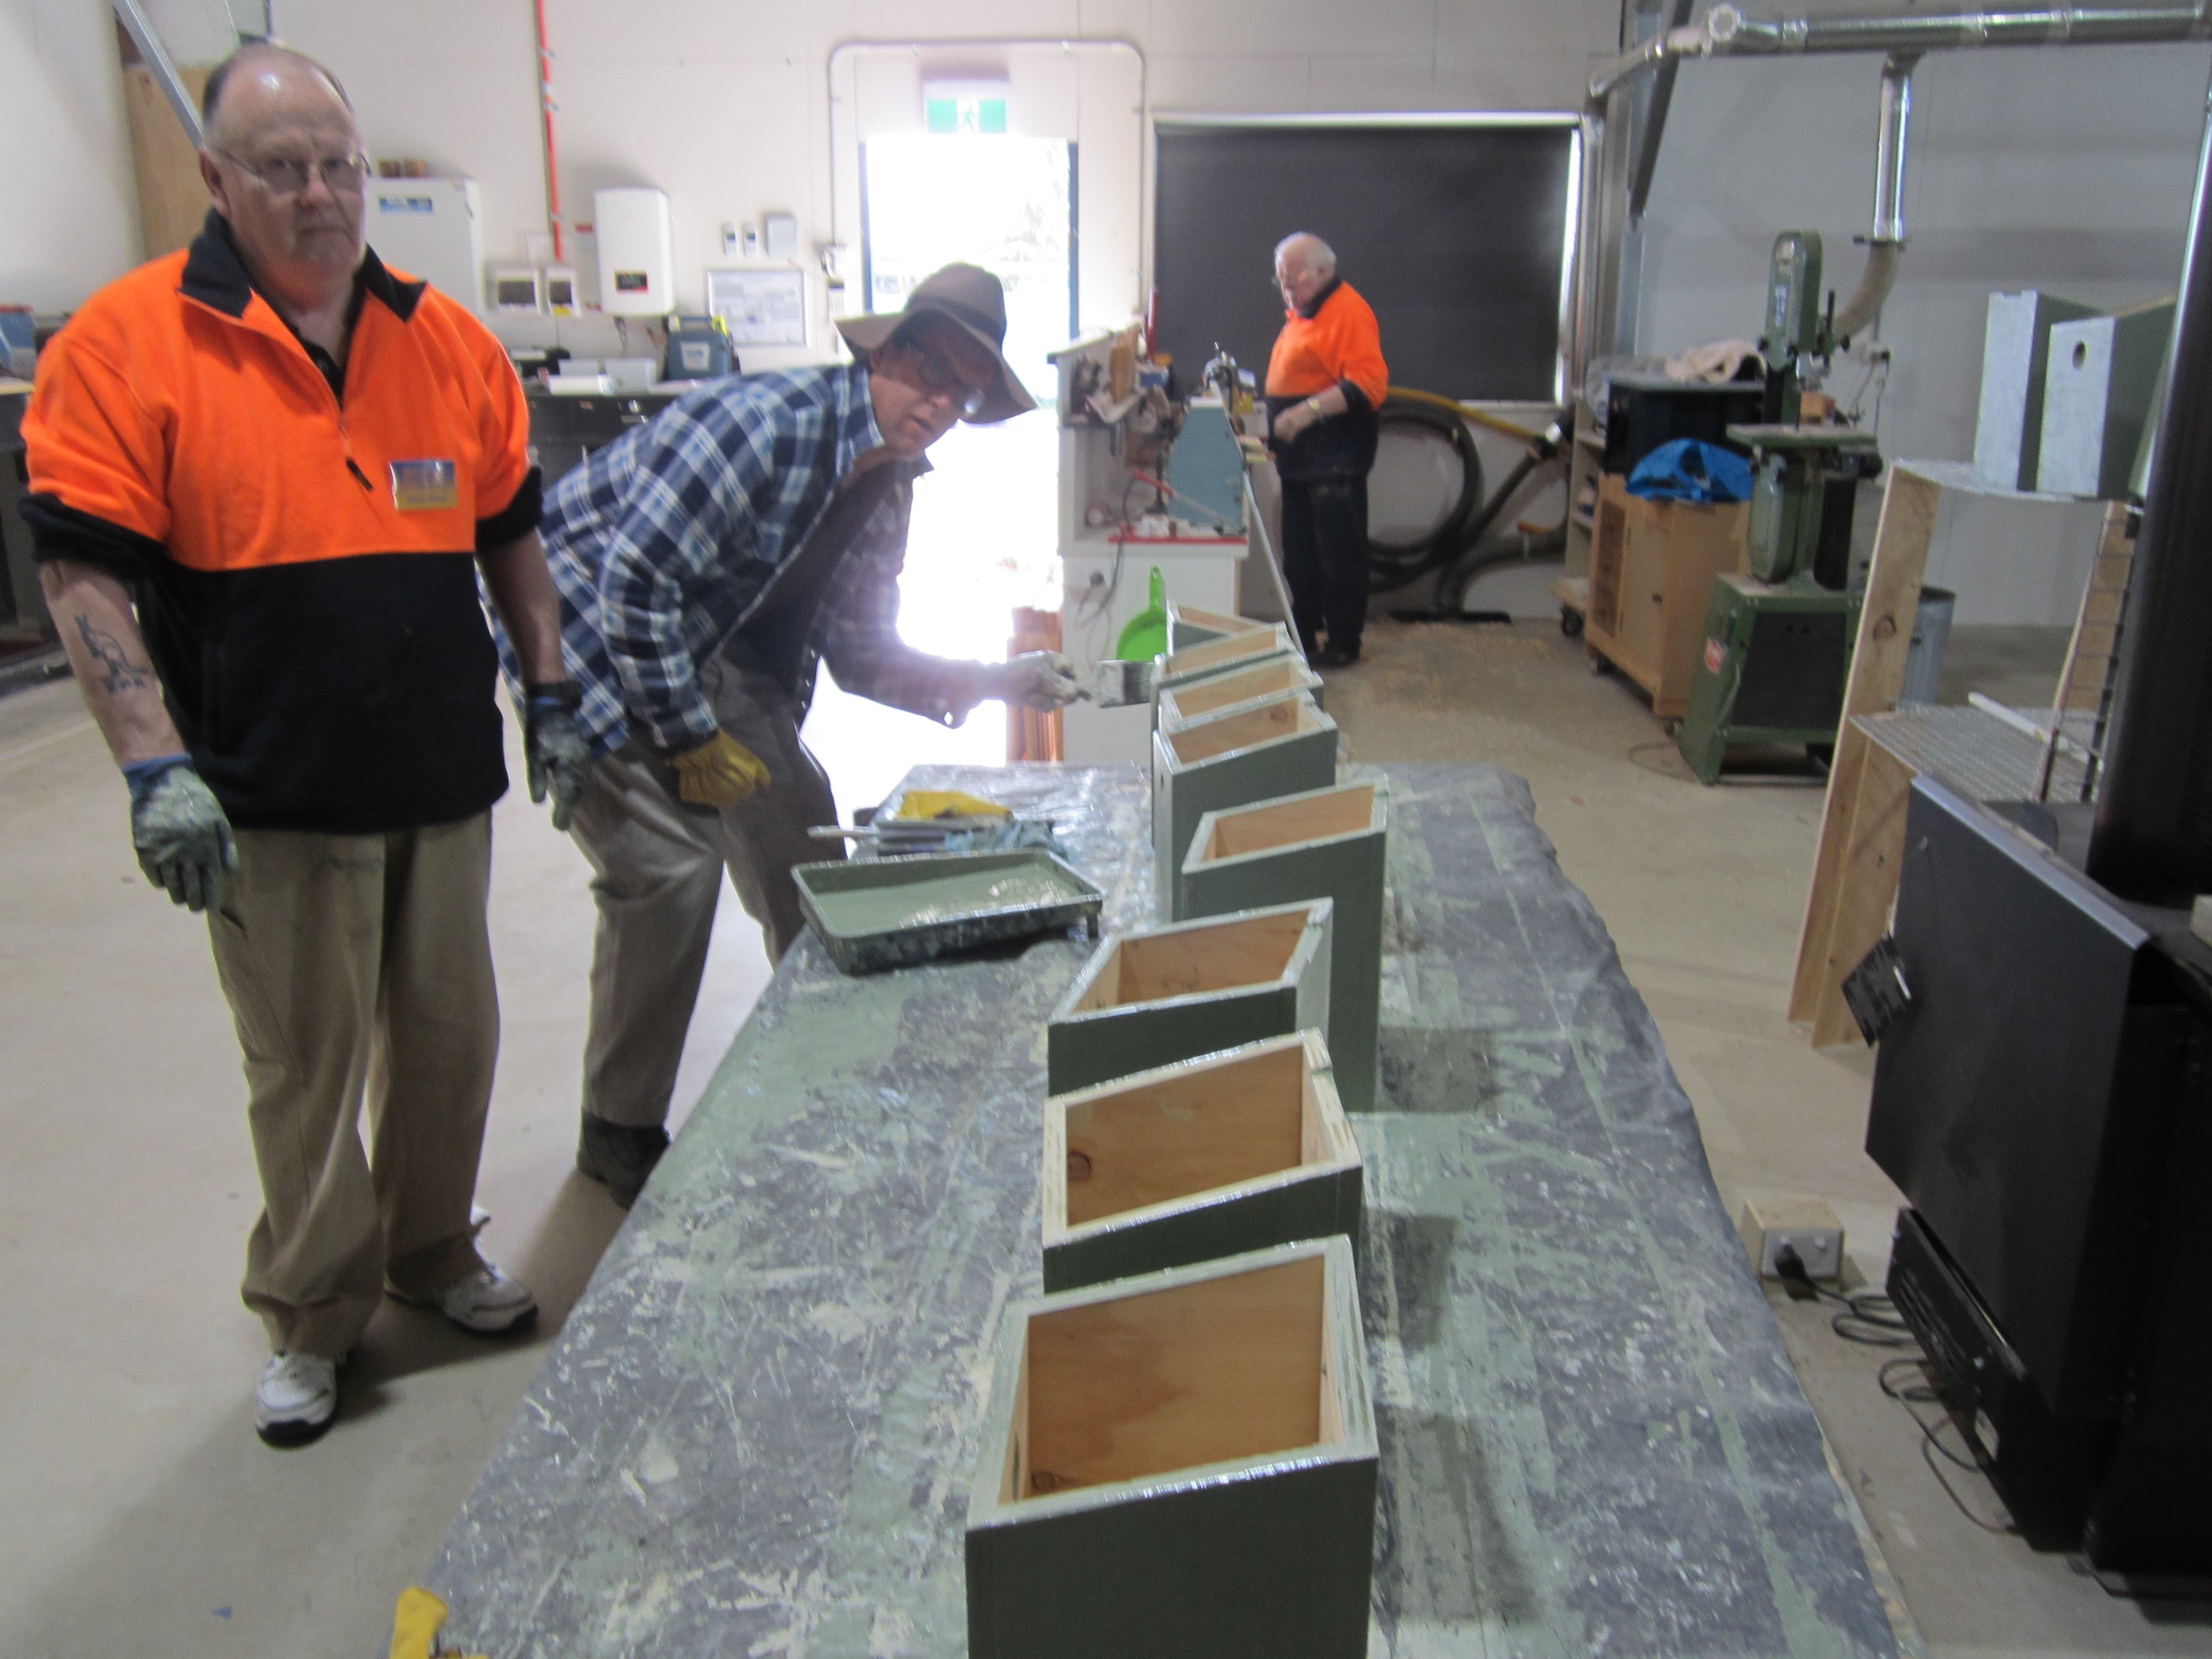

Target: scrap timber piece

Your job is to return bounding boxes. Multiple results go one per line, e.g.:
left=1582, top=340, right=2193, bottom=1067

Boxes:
left=1151, top=692, right=1338, bottom=922
left=1156, top=654, right=1324, bottom=731
left=1046, top=900, right=1332, bottom=1095
left=966, top=1236, right=1376, bottom=1659
left=1181, top=781, right=1388, bottom=1112
left=1042, top=1029, right=1360, bottom=1293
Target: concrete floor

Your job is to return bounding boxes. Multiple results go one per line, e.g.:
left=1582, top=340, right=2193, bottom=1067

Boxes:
left=3, top=617, right=2206, bottom=1657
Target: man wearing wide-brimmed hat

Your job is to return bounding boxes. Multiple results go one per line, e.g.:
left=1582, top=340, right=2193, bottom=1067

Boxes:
left=492, top=263, right=1081, bottom=1206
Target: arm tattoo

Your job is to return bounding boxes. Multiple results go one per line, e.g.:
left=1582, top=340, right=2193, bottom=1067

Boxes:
left=75, top=615, right=155, bottom=696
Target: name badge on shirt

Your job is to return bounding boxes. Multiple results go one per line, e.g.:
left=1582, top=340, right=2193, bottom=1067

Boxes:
left=389, top=458, right=459, bottom=512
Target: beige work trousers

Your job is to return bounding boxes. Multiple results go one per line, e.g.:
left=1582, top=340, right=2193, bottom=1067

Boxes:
left=567, top=660, right=839, bottom=1129
left=206, top=814, right=498, bottom=1357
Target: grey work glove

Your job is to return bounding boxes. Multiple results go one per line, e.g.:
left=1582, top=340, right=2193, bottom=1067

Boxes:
left=520, top=682, right=592, bottom=832
left=126, top=758, right=238, bottom=914
left=989, top=651, right=1084, bottom=711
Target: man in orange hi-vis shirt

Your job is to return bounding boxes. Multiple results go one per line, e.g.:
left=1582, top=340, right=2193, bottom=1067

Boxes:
left=1264, top=232, right=1387, bottom=667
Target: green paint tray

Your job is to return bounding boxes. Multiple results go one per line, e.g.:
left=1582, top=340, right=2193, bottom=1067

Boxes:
left=792, top=849, right=1104, bottom=975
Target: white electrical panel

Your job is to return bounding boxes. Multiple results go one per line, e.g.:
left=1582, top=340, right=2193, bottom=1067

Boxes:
left=544, top=267, right=578, bottom=316
left=488, top=267, right=543, bottom=312
left=595, top=187, right=675, bottom=317
left=367, top=178, right=484, bottom=313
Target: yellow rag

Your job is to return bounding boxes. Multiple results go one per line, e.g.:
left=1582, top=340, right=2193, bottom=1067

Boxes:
left=891, top=789, right=1010, bottom=822
left=389, top=1588, right=488, bottom=1659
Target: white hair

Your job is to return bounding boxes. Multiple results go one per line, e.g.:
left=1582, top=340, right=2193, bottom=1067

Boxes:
left=1275, top=232, right=1336, bottom=279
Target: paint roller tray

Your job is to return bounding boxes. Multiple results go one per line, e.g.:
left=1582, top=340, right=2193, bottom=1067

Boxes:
left=793, top=850, right=1105, bottom=975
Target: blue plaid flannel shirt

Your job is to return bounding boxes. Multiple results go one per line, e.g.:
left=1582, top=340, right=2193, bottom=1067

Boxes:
left=507, top=363, right=989, bottom=755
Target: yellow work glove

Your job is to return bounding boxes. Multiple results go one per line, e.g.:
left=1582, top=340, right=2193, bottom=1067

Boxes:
left=389, top=1587, right=487, bottom=1659
left=671, top=729, right=771, bottom=807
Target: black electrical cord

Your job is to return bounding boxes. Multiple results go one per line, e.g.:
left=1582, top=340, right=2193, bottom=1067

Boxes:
left=1775, top=1246, right=1917, bottom=1345
left=1362, top=394, right=1484, bottom=592
left=1879, top=1358, right=2021, bottom=1535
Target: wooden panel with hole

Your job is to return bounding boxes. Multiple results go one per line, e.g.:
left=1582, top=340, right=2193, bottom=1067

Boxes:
left=965, top=1237, right=1376, bottom=1658
left=1152, top=694, right=1338, bottom=921
left=1047, top=900, right=1334, bottom=1094
left=1041, top=1030, right=1360, bottom=1292
left=1182, top=782, right=1388, bottom=1112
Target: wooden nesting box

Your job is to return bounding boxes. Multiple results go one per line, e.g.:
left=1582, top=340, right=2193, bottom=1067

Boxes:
left=1046, top=900, right=1333, bottom=1095
left=1154, top=623, right=1298, bottom=700
left=1157, top=654, right=1324, bottom=731
left=1182, top=782, right=1389, bottom=1113
left=1167, top=601, right=1271, bottom=651
left=1151, top=693, right=1338, bottom=922
left=966, top=1236, right=1378, bottom=1659
left=1042, top=1030, right=1360, bottom=1293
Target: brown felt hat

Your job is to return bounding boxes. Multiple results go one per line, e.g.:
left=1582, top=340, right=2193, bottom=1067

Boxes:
left=834, top=262, right=1037, bottom=424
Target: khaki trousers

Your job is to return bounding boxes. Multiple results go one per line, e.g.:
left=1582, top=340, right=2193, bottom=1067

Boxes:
left=567, top=661, right=839, bottom=1130
left=206, top=814, right=498, bottom=1357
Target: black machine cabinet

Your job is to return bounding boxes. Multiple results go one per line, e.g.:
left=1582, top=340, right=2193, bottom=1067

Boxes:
left=1869, top=777, right=2212, bottom=1579
left=524, top=389, right=688, bottom=491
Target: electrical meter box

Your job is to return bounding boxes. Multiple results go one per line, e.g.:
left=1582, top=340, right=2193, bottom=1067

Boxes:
left=596, top=188, right=675, bottom=317
left=367, top=178, right=483, bottom=312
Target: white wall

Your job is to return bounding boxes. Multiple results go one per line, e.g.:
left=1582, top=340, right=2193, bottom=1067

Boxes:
left=3, top=0, right=143, bottom=309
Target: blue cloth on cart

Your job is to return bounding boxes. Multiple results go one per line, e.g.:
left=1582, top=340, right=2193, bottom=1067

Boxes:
left=1627, top=438, right=1753, bottom=504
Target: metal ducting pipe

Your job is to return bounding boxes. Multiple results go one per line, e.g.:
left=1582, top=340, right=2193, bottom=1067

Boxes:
left=2085, top=75, right=2212, bottom=905
left=1833, top=51, right=1917, bottom=340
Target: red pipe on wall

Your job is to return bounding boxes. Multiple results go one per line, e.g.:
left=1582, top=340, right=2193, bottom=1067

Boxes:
left=533, top=0, right=564, bottom=261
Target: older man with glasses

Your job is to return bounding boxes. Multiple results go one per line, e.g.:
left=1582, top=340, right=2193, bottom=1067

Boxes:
left=503, top=264, right=1081, bottom=1208
left=23, top=44, right=573, bottom=1445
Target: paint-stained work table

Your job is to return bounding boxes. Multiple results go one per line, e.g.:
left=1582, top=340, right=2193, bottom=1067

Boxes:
left=430, top=764, right=1912, bottom=1658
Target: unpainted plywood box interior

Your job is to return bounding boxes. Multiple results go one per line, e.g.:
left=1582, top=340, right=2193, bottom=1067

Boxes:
left=1070, top=906, right=1317, bottom=1011
left=1160, top=625, right=1293, bottom=681
left=1199, top=783, right=1382, bottom=862
left=1164, top=695, right=1328, bottom=765
left=1169, top=603, right=1272, bottom=648
left=1046, top=1032, right=1357, bottom=1229
left=1162, top=657, right=1319, bottom=724
left=1000, top=1252, right=1339, bottom=1501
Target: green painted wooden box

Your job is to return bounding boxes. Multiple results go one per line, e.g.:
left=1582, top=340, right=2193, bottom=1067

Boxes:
left=1045, top=900, right=1332, bottom=1095
left=1166, top=600, right=1272, bottom=651
left=1181, top=781, right=1389, bottom=1112
left=1153, top=623, right=1298, bottom=701
left=966, top=1236, right=1378, bottom=1659
left=1157, top=654, right=1324, bottom=731
left=1151, top=692, right=1338, bottom=923
left=1042, top=1029, right=1361, bottom=1293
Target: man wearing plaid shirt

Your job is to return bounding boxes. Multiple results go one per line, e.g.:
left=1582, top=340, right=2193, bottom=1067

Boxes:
left=497, top=264, right=1081, bottom=1205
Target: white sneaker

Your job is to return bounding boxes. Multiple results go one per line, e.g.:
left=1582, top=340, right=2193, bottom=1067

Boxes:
left=254, top=1352, right=338, bottom=1447
left=396, top=1264, right=538, bottom=1335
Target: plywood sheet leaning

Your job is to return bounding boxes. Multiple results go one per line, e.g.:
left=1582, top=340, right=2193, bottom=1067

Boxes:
left=1151, top=693, right=1338, bottom=922
left=966, top=1236, right=1377, bottom=1659
left=1182, top=782, right=1388, bottom=1111
left=1167, top=601, right=1272, bottom=651
left=1046, top=900, right=1333, bottom=1095
left=1157, top=654, right=1324, bottom=731
left=1788, top=463, right=1940, bottom=1046
left=1042, top=1030, right=1360, bottom=1292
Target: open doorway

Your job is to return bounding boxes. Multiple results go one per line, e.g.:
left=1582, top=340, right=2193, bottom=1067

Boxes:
left=801, top=127, right=1075, bottom=810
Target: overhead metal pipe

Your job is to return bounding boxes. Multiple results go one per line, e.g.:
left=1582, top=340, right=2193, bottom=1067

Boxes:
left=1833, top=51, right=1918, bottom=340
left=1590, top=2, right=2212, bottom=101
left=2085, top=72, right=2212, bottom=905
left=113, top=0, right=204, bottom=147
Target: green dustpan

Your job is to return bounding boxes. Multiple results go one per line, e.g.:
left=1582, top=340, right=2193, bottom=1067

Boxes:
left=1115, top=566, right=1169, bottom=661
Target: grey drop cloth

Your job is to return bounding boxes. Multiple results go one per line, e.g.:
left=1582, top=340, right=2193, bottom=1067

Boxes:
left=428, top=763, right=1908, bottom=1658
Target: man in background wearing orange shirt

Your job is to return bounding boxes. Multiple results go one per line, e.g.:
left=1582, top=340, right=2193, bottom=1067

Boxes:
left=1264, top=232, right=1388, bottom=668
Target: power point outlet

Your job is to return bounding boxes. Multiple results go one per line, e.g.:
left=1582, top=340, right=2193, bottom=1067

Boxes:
left=1738, top=1196, right=1844, bottom=1282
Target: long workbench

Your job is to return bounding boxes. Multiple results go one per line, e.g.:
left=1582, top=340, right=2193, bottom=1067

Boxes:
left=429, top=762, right=1910, bottom=1657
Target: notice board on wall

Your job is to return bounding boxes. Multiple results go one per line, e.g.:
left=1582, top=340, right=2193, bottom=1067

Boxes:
left=1152, top=118, right=1579, bottom=404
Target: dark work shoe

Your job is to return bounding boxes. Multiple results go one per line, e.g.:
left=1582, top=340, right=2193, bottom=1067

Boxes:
left=577, top=1114, right=671, bottom=1208
left=1313, top=643, right=1361, bottom=669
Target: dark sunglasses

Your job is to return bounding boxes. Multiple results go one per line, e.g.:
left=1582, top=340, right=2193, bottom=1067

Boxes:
left=905, top=342, right=989, bottom=419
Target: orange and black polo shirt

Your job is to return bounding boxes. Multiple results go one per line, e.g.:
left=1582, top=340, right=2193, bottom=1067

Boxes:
left=1265, top=276, right=1389, bottom=482
left=24, top=211, right=539, bottom=833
